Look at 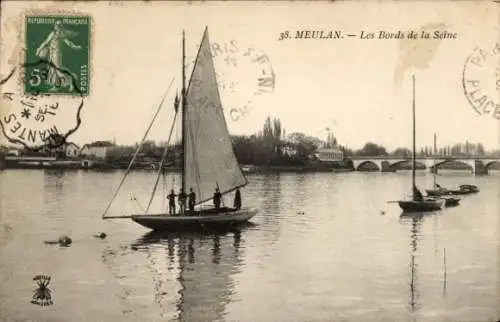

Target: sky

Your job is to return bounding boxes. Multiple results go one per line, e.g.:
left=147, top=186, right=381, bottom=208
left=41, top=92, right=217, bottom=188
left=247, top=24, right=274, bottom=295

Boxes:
left=1, top=1, right=499, bottom=151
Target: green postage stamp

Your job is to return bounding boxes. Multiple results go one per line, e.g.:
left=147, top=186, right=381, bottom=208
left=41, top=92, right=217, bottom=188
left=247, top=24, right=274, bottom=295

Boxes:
left=24, top=15, right=91, bottom=96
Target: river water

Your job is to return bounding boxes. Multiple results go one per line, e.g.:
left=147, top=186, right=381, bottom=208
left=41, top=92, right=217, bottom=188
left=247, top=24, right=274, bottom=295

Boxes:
left=0, top=169, right=498, bottom=322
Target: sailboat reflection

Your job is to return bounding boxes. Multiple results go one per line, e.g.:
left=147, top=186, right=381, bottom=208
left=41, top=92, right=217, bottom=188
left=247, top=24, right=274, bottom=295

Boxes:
left=132, top=226, right=250, bottom=321
left=399, top=212, right=426, bottom=313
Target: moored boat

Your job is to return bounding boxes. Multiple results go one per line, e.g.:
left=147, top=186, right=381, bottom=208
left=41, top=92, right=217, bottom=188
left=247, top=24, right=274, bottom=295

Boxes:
left=441, top=196, right=460, bottom=207
left=426, top=133, right=461, bottom=209
left=394, top=75, right=445, bottom=213
left=398, top=197, right=445, bottom=212
left=426, top=184, right=479, bottom=196
left=454, top=184, right=479, bottom=194
left=426, top=186, right=450, bottom=196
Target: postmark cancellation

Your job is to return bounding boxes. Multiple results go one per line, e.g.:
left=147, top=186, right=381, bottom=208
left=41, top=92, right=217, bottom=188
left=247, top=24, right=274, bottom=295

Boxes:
left=188, top=38, right=275, bottom=123
left=462, top=43, right=500, bottom=119
left=0, top=13, right=91, bottom=150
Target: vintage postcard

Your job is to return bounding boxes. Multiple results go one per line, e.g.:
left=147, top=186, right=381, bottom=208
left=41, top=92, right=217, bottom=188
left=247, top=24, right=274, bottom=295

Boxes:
left=0, top=1, right=498, bottom=321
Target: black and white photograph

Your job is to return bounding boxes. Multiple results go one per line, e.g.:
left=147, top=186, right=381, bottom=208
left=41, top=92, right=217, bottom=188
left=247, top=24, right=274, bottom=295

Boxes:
left=0, top=1, right=499, bottom=321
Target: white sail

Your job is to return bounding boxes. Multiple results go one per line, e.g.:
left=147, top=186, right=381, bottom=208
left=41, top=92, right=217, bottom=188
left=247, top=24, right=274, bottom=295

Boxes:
left=184, top=28, right=247, bottom=205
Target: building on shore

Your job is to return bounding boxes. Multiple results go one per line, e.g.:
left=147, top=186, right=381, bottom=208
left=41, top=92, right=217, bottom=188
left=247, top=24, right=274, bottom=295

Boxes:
left=80, top=141, right=114, bottom=160
left=64, top=142, right=80, bottom=158
left=6, top=149, right=20, bottom=157
left=315, top=147, right=344, bottom=162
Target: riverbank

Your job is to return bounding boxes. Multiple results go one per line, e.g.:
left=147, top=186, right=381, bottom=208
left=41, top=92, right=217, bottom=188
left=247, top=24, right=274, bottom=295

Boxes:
left=2, top=156, right=499, bottom=172
left=2, top=162, right=352, bottom=173
left=0, top=153, right=5, bottom=170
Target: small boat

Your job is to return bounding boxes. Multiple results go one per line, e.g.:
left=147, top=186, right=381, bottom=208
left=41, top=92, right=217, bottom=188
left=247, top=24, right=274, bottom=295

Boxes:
left=396, top=75, right=445, bottom=213
left=102, top=28, right=258, bottom=230
left=441, top=196, right=460, bottom=207
left=454, top=184, right=480, bottom=195
left=425, top=134, right=477, bottom=198
left=398, top=197, right=445, bottom=212
left=425, top=133, right=460, bottom=208
left=460, top=184, right=479, bottom=192
left=426, top=186, right=451, bottom=196
left=426, top=184, right=479, bottom=196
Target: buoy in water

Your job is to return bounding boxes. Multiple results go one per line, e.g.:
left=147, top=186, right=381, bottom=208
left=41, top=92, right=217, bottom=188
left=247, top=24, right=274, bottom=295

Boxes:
left=94, top=232, right=107, bottom=239
left=58, top=236, right=72, bottom=247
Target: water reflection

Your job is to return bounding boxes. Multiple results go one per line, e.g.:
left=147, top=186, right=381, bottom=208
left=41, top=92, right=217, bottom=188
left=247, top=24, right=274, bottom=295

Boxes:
left=132, top=227, right=247, bottom=321
left=253, top=174, right=284, bottom=248
left=291, top=174, right=308, bottom=211
left=259, top=173, right=283, bottom=214
left=43, top=169, right=66, bottom=196
left=399, top=212, right=426, bottom=314
left=42, top=169, right=73, bottom=218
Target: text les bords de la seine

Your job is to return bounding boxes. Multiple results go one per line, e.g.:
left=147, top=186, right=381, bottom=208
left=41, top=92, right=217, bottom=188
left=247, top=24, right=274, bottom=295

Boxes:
left=279, top=30, right=458, bottom=41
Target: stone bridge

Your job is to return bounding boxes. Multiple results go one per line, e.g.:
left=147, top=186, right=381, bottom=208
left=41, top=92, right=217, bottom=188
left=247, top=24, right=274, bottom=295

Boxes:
left=348, top=156, right=500, bottom=174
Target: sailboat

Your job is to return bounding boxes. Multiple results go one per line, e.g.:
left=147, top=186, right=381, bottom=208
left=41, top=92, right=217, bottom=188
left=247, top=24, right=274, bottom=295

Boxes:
left=425, top=133, right=478, bottom=198
left=397, top=75, right=445, bottom=212
left=103, top=28, right=258, bottom=230
left=425, top=134, right=460, bottom=207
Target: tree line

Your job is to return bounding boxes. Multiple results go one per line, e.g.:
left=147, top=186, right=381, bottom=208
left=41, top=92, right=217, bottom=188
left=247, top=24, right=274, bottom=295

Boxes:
left=2, top=117, right=498, bottom=164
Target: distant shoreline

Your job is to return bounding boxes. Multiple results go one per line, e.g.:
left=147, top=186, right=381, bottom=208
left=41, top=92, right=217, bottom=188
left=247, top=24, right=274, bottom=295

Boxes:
left=1, top=158, right=496, bottom=172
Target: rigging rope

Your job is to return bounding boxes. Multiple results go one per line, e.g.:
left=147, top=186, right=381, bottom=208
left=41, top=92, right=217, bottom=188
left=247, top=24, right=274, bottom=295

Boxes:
left=161, top=169, right=167, bottom=210
left=101, top=77, right=176, bottom=219
left=173, top=116, right=178, bottom=189
left=145, top=111, right=179, bottom=213
left=130, top=193, right=145, bottom=213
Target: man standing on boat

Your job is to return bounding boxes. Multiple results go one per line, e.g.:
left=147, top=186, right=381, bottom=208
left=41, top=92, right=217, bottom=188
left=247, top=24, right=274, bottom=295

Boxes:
left=178, top=188, right=187, bottom=214
left=167, top=189, right=176, bottom=215
left=233, top=188, right=242, bottom=210
left=213, top=187, right=222, bottom=210
left=188, top=188, right=196, bottom=212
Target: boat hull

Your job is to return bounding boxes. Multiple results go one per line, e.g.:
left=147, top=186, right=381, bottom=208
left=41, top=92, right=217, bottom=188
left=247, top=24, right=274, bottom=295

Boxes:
left=426, top=184, right=479, bottom=197
left=398, top=199, right=444, bottom=212
left=442, top=196, right=460, bottom=207
left=131, top=207, right=258, bottom=231
left=426, top=189, right=451, bottom=197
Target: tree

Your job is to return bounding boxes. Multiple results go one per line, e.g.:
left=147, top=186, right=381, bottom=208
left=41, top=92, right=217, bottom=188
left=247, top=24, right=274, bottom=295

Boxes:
left=273, top=118, right=282, bottom=156
left=42, top=133, right=66, bottom=158
left=391, top=147, right=412, bottom=157
left=355, top=142, right=388, bottom=156
left=287, top=132, right=321, bottom=164
left=325, top=131, right=338, bottom=148
left=339, top=145, right=353, bottom=157
left=477, top=143, right=485, bottom=156
left=232, top=135, right=257, bottom=164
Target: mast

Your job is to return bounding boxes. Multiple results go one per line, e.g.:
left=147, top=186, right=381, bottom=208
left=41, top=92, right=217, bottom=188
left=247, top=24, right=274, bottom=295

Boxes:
left=433, top=133, right=437, bottom=186
left=181, top=30, right=187, bottom=193
left=412, top=75, right=416, bottom=190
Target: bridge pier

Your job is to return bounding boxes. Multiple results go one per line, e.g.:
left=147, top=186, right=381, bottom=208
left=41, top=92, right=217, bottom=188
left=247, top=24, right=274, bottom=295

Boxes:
left=474, top=160, right=488, bottom=175
left=380, top=161, right=395, bottom=172
left=429, top=166, right=438, bottom=174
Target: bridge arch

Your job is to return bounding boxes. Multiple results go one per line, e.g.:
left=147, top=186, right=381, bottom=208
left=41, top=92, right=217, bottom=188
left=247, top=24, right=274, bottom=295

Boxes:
left=485, top=160, right=500, bottom=169
left=389, top=160, right=426, bottom=169
left=434, top=159, right=474, bottom=170
left=354, top=160, right=380, bottom=171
